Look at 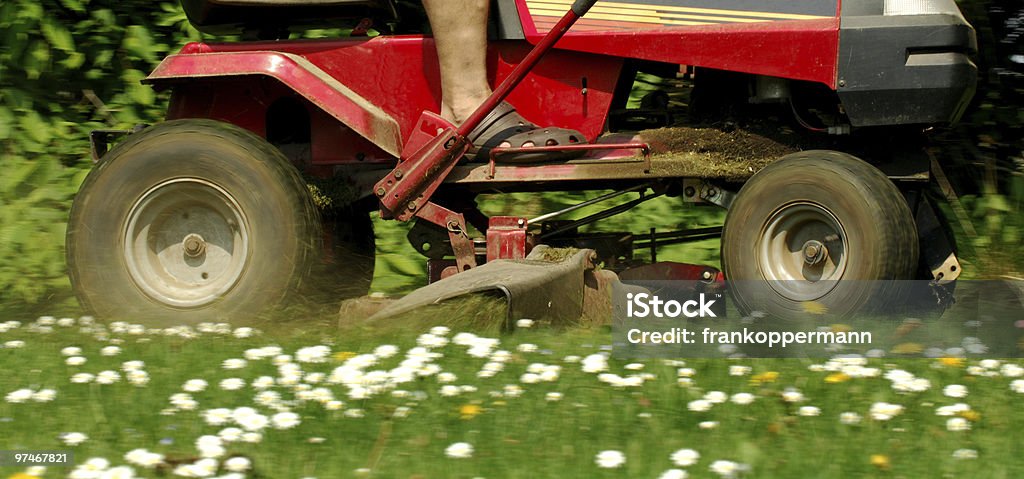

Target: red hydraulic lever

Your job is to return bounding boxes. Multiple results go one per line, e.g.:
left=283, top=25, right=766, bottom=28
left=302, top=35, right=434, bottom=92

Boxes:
left=372, top=0, right=600, bottom=272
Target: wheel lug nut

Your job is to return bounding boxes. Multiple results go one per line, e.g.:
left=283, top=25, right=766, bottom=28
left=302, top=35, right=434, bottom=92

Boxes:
left=183, top=233, right=206, bottom=258
left=802, top=240, right=826, bottom=265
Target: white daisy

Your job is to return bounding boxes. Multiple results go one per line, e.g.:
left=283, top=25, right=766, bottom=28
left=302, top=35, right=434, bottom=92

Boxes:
left=798, top=406, right=821, bottom=417
left=946, top=417, right=970, bottom=432
left=943, top=384, right=968, bottom=398
left=6, top=389, right=33, bottom=403
left=224, top=456, right=251, bottom=472
left=730, top=393, right=755, bottom=405
left=222, top=358, right=247, bottom=370
left=271, top=411, right=301, bottom=429
left=100, top=346, right=121, bottom=356
left=595, top=450, right=626, bottom=469
left=219, top=378, right=245, bottom=391
left=839, top=412, right=862, bottom=425
left=445, top=442, right=474, bottom=459
left=61, top=432, right=88, bottom=446
left=659, top=469, right=689, bottom=479
left=95, top=371, right=121, bottom=385
left=671, top=448, right=700, bottom=467
left=952, top=448, right=978, bottom=460
left=32, top=389, right=56, bottom=402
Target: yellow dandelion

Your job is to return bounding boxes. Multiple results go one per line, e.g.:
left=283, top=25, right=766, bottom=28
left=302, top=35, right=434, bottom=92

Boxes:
left=938, top=357, right=964, bottom=367
left=831, top=323, right=852, bottom=333
left=459, top=404, right=482, bottom=419
left=492, top=400, right=507, bottom=407
left=825, top=372, right=850, bottom=384
left=333, top=351, right=356, bottom=362
left=870, top=454, right=890, bottom=470
left=890, top=342, right=923, bottom=354
left=802, top=301, right=828, bottom=315
left=750, top=371, right=779, bottom=385
left=9, top=474, right=37, bottom=479
left=959, top=410, right=981, bottom=422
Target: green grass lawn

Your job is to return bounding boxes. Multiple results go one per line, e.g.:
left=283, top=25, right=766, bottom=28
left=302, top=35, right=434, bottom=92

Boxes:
left=2, top=308, right=1023, bottom=479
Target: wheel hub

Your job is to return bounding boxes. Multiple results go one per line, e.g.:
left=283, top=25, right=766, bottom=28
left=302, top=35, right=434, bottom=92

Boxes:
left=757, top=202, right=848, bottom=302
left=182, top=233, right=207, bottom=258
left=123, top=178, right=250, bottom=308
left=802, top=240, right=827, bottom=266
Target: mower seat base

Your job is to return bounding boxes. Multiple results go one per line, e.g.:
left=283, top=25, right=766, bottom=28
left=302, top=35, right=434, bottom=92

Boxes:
left=181, top=0, right=396, bottom=36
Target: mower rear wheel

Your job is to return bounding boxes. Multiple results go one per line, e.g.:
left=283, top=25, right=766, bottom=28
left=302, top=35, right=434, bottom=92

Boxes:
left=67, top=119, right=323, bottom=324
left=721, top=151, right=919, bottom=317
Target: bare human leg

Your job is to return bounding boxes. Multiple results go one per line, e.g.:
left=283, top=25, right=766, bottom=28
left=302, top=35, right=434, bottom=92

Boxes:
left=422, top=0, right=492, bottom=126
left=423, top=0, right=587, bottom=158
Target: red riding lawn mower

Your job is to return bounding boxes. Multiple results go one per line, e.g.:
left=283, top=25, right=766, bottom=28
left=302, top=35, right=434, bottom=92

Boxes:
left=67, top=0, right=977, bottom=323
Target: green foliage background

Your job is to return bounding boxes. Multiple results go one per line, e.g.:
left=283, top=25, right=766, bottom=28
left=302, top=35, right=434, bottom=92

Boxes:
left=0, top=0, right=201, bottom=305
left=0, top=0, right=1021, bottom=307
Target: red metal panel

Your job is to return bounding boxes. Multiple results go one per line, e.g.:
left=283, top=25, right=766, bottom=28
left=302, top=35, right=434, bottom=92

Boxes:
left=166, top=79, right=395, bottom=171
left=171, top=37, right=622, bottom=153
left=619, top=262, right=723, bottom=282
left=166, top=81, right=267, bottom=135
left=486, top=217, right=530, bottom=262
left=308, top=106, right=395, bottom=165
left=514, top=0, right=839, bottom=88
left=147, top=50, right=404, bottom=156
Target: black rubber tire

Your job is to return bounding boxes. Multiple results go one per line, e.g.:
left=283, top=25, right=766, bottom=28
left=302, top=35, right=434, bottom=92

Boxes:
left=721, top=151, right=919, bottom=318
left=67, top=119, right=322, bottom=324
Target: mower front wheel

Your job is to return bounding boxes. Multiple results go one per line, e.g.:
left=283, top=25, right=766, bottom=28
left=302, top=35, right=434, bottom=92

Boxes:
left=721, top=151, right=919, bottom=318
left=67, top=119, right=323, bottom=324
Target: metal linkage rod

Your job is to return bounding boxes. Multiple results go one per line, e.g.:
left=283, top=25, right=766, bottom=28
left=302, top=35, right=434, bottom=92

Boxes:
left=539, top=190, right=665, bottom=240
left=529, top=183, right=651, bottom=224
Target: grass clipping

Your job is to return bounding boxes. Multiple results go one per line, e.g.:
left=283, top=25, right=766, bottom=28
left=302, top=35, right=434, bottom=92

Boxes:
left=639, top=126, right=798, bottom=181
left=341, top=294, right=511, bottom=335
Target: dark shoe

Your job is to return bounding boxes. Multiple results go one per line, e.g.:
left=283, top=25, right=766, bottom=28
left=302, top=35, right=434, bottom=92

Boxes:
left=466, top=101, right=587, bottom=163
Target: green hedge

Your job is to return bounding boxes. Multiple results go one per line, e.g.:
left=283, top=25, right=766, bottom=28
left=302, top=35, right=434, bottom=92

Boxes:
left=0, top=0, right=201, bottom=303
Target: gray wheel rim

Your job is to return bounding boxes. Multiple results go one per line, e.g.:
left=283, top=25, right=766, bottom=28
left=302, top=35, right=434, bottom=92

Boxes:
left=123, top=178, right=251, bottom=308
left=757, top=201, right=848, bottom=301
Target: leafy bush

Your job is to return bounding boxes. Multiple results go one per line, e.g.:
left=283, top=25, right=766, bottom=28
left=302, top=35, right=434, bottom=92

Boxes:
left=0, top=0, right=201, bottom=303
